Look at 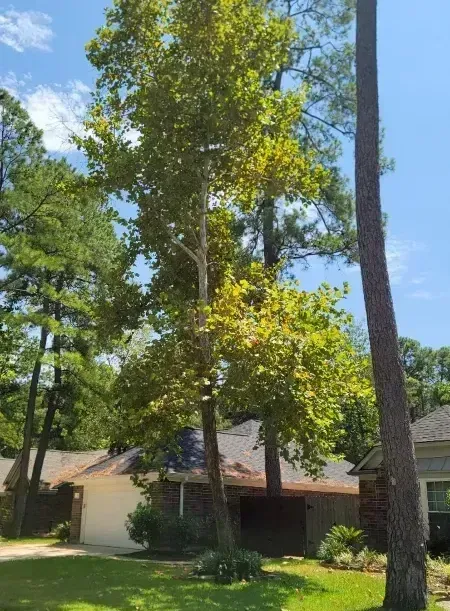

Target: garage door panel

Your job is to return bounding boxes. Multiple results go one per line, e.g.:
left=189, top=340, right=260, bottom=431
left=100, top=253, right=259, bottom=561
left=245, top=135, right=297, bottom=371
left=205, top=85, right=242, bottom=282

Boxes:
left=83, top=484, right=144, bottom=549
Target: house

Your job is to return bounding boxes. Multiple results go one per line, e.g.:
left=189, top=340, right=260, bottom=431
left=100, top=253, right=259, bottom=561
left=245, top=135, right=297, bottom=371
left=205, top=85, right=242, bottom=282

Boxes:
left=0, top=458, right=15, bottom=492
left=0, top=458, right=15, bottom=532
left=351, top=405, right=450, bottom=552
left=67, top=421, right=359, bottom=556
left=1, top=448, right=104, bottom=535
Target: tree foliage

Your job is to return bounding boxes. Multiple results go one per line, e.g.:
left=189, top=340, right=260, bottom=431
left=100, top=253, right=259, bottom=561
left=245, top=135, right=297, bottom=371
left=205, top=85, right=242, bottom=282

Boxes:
left=210, top=265, right=373, bottom=475
left=0, top=90, right=133, bottom=534
left=80, top=0, right=329, bottom=549
left=399, top=337, right=450, bottom=422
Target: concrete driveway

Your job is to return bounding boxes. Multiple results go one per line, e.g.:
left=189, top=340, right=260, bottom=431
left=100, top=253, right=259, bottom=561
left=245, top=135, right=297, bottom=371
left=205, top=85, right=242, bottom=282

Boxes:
left=0, top=543, right=136, bottom=562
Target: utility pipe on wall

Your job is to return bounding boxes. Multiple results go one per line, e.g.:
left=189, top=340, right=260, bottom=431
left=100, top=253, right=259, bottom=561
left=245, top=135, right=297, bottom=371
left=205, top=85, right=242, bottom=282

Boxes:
left=179, top=476, right=188, bottom=517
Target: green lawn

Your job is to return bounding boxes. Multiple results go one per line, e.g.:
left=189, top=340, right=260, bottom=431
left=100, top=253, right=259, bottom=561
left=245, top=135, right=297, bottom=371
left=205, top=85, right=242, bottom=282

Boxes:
left=0, top=537, right=59, bottom=546
left=0, top=556, right=442, bottom=611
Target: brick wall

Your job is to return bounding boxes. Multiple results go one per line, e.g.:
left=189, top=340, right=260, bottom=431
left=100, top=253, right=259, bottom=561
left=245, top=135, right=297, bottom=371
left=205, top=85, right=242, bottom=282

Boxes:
left=0, top=488, right=72, bottom=537
left=359, top=470, right=388, bottom=551
left=68, top=479, right=357, bottom=548
left=183, top=482, right=316, bottom=545
left=0, top=494, right=13, bottom=536
left=32, top=486, right=73, bottom=534
left=149, top=481, right=180, bottom=515
left=69, top=486, right=84, bottom=543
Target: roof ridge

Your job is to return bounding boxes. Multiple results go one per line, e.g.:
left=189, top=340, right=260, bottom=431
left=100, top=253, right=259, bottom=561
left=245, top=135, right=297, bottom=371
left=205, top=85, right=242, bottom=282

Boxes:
left=411, top=405, right=450, bottom=426
left=189, top=427, right=250, bottom=437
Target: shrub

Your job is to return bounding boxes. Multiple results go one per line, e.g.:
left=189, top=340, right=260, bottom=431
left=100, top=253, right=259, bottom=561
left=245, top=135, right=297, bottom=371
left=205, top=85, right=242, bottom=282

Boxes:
left=234, top=548, right=263, bottom=580
left=324, top=525, right=365, bottom=551
left=428, top=554, right=450, bottom=585
left=354, top=547, right=387, bottom=571
left=194, top=549, right=221, bottom=575
left=317, top=539, right=348, bottom=563
left=53, top=521, right=71, bottom=543
left=317, top=525, right=365, bottom=564
left=125, top=503, right=164, bottom=551
left=169, top=514, right=201, bottom=552
left=194, top=548, right=262, bottom=582
left=334, top=550, right=354, bottom=567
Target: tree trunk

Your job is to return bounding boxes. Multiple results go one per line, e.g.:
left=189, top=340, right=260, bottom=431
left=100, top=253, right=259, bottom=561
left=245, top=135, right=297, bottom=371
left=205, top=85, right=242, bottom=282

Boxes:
left=262, top=198, right=283, bottom=496
left=264, top=417, right=282, bottom=497
left=10, top=298, right=50, bottom=538
left=22, top=292, right=62, bottom=536
left=197, top=157, right=234, bottom=551
left=261, top=67, right=284, bottom=498
left=355, top=2, right=427, bottom=609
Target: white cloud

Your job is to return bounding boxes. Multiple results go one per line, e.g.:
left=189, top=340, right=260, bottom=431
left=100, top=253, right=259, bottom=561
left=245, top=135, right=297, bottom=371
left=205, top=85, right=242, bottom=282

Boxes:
left=410, top=274, right=427, bottom=285
left=345, top=237, right=425, bottom=286
left=1, top=73, right=143, bottom=153
left=0, top=71, right=30, bottom=96
left=0, top=9, right=53, bottom=52
left=408, top=290, right=434, bottom=301
left=21, top=80, right=91, bottom=152
left=385, top=238, right=424, bottom=286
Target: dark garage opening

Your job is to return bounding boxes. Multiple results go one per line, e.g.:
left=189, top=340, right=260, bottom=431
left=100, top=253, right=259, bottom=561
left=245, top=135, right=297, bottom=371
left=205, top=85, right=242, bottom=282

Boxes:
left=240, top=496, right=306, bottom=557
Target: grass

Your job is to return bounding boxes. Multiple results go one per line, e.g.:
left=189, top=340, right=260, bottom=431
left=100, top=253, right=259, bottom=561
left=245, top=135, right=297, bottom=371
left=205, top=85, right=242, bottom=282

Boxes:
left=0, top=536, right=59, bottom=546
left=0, top=556, right=442, bottom=611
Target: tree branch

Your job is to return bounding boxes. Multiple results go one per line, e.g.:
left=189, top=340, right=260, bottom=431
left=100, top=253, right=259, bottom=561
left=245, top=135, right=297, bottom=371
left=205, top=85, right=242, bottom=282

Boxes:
left=167, top=227, right=200, bottom=266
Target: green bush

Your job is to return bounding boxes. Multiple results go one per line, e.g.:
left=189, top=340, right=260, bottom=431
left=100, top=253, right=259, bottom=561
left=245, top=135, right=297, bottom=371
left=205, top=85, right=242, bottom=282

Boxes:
left=428, top=554, right=450, bottom=585
left=325, top=525, right=365, bottom=551
left=317, top=525, right=365, bottom=563
left=53, top=521, right=71, bottom=543
left=234, top=548, right=263, bottom=580
left=354, top=547, right=387, bottom=571
left=194, top=548, right=262, bottom=582
left=125, top=503, right=164, bottom=551
left=317, top=538, right=348, bottom=563
left=169, top=515, right=201, bottom=552
left=194, top=549, right=221, bottom=575
left=334, top=550, right=354, bottom=567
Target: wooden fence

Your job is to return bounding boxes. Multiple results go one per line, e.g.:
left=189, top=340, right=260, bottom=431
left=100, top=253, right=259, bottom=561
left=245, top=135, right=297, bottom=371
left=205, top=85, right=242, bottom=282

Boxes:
left=305, top=494, right=360, bottom=556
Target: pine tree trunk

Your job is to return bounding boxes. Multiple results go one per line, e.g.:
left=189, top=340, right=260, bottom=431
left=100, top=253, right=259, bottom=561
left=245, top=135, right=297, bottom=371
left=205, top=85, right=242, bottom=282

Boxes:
left=197, top=157, right=234, bottom=551
left=10, top=299, right=50, bottom=538
left=355, top=2, right=427, bottom=609
left=22, top=293, right=62, bottom=536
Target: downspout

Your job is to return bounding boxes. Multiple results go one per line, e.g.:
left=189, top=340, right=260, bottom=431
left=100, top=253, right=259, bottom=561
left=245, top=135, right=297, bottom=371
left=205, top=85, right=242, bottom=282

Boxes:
left=179, top=476, right=189, bottom=517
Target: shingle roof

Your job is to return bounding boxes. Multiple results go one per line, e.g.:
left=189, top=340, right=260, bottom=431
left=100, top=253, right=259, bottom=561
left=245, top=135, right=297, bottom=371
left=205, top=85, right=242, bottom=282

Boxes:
left=411, top=405, right=450, bottom=443
left=3, top=449, right=106, bottom=490
left=0, top=458, right=14, bottom=492
left=72, top=421, right=357, bottom=491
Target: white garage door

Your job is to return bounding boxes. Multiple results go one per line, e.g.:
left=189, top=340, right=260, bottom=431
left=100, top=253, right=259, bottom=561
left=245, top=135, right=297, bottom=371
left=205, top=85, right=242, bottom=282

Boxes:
left=82, top=481, right=144, bottom=549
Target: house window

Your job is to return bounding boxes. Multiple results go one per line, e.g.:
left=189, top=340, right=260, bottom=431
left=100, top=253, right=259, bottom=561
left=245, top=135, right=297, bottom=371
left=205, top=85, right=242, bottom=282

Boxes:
left=427, top=481, right=450, bottom=513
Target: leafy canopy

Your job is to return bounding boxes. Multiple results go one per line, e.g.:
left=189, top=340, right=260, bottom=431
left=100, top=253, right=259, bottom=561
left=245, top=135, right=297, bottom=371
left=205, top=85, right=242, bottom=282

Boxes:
left=81, top=0, right=328, bottom=266
left=209, top=264, right=374, bottom=476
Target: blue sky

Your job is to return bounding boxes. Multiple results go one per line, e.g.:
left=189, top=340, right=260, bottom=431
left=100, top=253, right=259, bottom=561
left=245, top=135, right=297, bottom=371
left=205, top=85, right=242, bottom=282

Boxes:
left=1, top=0, right=448, bottom=348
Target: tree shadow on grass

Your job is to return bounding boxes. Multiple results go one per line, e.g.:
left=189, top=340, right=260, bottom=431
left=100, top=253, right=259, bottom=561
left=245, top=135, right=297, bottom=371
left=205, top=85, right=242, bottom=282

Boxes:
left=0, top=557, right=326, bottom=611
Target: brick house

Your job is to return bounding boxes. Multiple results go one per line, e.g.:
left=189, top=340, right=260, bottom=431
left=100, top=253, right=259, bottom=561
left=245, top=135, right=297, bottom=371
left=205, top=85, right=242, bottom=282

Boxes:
left=350, top=405, right=450, bottom=552
left=1, top=448, right=104, bottom=535
left=0, top=458, right=15, bottom=534
left=68, top=421, right=359, bottom=556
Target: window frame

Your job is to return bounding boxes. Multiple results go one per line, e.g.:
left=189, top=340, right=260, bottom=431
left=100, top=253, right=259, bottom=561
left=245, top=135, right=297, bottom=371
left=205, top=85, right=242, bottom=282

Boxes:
left=426, top=480, right=450, bottom=514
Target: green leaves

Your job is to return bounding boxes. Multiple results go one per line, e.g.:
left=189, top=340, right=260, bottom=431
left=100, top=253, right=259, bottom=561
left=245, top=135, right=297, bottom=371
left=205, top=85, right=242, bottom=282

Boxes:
left=209, top=263, right=373, bottom=476
left=81, top=0, right=326, bottom=273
